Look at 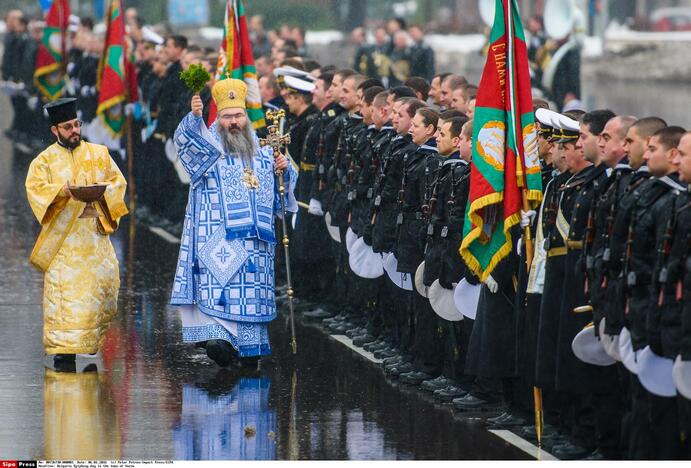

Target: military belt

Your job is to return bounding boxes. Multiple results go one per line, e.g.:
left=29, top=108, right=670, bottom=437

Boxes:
left=566, top=240, right=584, bottom=250
left=300, top=161, right=316, bottom=172
left=547, top=247, right=568, bottom=257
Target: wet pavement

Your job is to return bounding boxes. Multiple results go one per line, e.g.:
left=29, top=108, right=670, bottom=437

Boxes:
left=0, top=96, right=531, bottom=461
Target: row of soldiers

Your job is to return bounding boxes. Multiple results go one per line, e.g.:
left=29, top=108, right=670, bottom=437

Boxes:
left=275, top=62, right=691, bottom=460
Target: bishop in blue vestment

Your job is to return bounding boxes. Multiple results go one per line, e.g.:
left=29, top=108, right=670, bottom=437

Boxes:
left=170, top=78, right=297, bottom=366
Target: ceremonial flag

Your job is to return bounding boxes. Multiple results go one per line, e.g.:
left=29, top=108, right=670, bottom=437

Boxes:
left=96, top=0, right=138, bottom=138
left=459, top=0, right=542, bottom=281
left=34, top=0, right=70, bottom=101
left=210, top=0, right=265, bottom=128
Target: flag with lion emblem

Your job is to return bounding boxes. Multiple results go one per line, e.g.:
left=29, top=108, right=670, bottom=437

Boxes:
left=459, top=0, right=542, bottom=281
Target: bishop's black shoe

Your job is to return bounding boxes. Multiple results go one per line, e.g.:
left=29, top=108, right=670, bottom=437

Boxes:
left=206, top=339, right=235, bottom=367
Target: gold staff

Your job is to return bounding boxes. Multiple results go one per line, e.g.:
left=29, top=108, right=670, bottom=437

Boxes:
left=259, top=109, right=297, bottom=354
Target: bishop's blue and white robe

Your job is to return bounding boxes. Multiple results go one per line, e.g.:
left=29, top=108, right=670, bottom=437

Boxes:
left=171, top=112, right=297, bottom=357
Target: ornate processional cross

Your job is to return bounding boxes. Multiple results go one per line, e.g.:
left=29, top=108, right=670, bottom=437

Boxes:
left=259, top=110, right=291, bottom=172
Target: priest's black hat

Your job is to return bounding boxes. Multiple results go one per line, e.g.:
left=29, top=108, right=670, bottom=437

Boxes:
left=44, top=98, right=78, bottom=126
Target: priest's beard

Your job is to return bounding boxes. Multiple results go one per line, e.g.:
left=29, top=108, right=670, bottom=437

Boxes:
left=216, top=121, right=257, bottom=165
left=57, top=132, right=81, bottom=149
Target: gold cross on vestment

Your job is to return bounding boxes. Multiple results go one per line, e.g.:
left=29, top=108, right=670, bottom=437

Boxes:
left=259, top=110, right=291, bottom=162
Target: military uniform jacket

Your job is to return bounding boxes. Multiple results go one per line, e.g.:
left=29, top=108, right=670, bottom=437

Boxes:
left=555, top=164, right=614, bottom=393
left=308, top=103, right=345, bottom=203
left=626, top=173, right=684, bottom=352
left=370, top=134, right=415, bottom=253
left=588, top=161, right=634, bottom=324
left=648, top=175, right=688, bottom=358
left=423, top=152, right=471, bottom=287
left=677, top=192, right=691, bottom=360
left=394, top=139, right=441, bottom=273
left=345, top=119, right=375, bottom=235
left=287, top=104, right=319, bottom=173
left=320, top=107, right=349, bottom=218
left=155, top=61, right=192, bottom=139
left=601, top=167, right=652, bottom=335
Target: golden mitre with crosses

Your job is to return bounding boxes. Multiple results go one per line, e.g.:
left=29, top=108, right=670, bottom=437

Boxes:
left=212, top=78, right=247, bottom=111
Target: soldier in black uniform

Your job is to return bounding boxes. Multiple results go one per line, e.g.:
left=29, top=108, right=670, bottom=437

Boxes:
left=635, top=126, right=687, bottom=459
left=418, top=116, right=473, bottom=400
left=598, top=117, right=665, bottom=459
left=374, top=97, right=426, bottom=372
left=491, top=104, right=558, bottom=429
left=277, top=74, right=320, bottom=304
left=389, top=107, right=443, bottom=385
left=671, top=131, right=691, bottom=459
left=290, top=72, right=341, bottom=315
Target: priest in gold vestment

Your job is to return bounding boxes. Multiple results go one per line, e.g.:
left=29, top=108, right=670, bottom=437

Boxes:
left=25, top=98, right=128, bottom=369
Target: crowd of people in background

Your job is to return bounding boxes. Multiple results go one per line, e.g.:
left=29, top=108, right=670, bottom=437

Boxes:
left=4, top=5, right=691, bottom=462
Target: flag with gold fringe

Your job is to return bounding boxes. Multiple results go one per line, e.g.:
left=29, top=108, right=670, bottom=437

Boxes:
left=209, top=0, right=265, bottom=129
left=96, top=0, right=138, bottom=138
left=33, top=0, right=70, bottom=101
left=459, top=0, right=542, bottom=281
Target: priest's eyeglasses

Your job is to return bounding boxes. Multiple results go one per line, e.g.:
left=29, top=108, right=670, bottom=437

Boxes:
left=57, top=120, right=83, bottom=131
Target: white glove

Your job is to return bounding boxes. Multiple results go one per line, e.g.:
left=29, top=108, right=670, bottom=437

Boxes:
left=517, top=236, right=523, bottom=257
left=483, top=274, right=499, bottom=293
left=520, top=210, right=536, bottom=228
left=27, top=96, right=38, bottom=111
left=125, top=103, right=136, bottom=116
left=308, top=198, right=324, bottom=216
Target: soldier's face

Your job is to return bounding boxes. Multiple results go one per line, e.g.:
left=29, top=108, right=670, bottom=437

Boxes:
left=466, top=98, right=476, bottom=119
left=579, top=123, right=599, bottom=164
left=458, top=132, right=473, bottom=161
left=538, top=134, right=554, bottom=159
left=562, top=141, right=584, bottom=173
left=396, top=104, right=413, bottom=135
left=675, top=134, right=691, bottom=183
left=330, top=75, right=343, bottom=102
left=645, top=136, right=674, bottom=177
left=451, top=88, right=467, bottom=113
left=599, top=118, right=627, bottom=168
left=624, top=126, right=647, bottom=170
left=340, top=78, right=359, bottom=111
left=391, top=101, right=401, bottom=130
left=436, top=121, right=457, bottom=155
left=410, top=113, right=433, bottom=146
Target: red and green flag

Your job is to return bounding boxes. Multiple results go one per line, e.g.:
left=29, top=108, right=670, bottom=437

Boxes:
left=34, top=0, right=70, bottom=101
left=459, top=0, right=542, bottom=281
left=96, top=0, right=138, bottom=137
left=210, top=0, right=265, bottom=128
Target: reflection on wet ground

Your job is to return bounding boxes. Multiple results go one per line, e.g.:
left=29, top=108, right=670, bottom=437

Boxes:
left=0, top=98, right=530, bottom=460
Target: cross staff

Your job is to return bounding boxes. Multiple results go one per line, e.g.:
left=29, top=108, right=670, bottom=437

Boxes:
left=260, top=109, right=298, bottom=354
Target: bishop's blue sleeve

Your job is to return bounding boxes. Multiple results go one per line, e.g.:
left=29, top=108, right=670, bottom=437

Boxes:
left=273, top=155, right=298, bottom=217
left=173, top=112, right=222, bottom=187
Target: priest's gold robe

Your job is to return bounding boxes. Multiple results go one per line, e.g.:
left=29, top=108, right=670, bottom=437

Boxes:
left=25, top=141, right=128, bottom=355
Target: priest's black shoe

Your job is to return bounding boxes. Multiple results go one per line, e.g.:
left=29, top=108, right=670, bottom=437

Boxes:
left=53, top=354, right=76, bottom=373
left=434, top=385, right=468, bottom=402
left=206, top=339, right=235, bottom=367
left=551, top=441, right=591, bottom=460
left=452, top=393, right=502, bottom=411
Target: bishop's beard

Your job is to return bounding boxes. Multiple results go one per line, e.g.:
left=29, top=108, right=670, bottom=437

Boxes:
left=216, top=121, right=257, bottom=164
